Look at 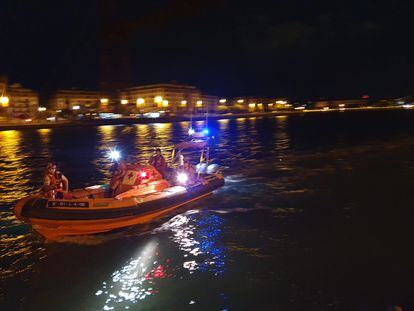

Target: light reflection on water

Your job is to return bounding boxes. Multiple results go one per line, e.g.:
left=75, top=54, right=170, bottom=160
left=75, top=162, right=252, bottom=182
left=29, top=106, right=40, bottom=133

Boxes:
left=154, top=211, right=227, bottom=276
left=0, top=130, right=32, bottom=203
left=3, top=113, right=413, bottom=310
left=0, top=117, right=291, bottom=308
left=96, top=211, right=227, bottom=309
left=96, top=239, right=159, bottom=309
left=93, top=125, right=117, bottom=180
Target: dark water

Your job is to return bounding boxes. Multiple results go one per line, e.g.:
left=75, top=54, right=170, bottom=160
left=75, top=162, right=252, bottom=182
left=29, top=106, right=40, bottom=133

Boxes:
left=1, top=110, right=414, bottom=310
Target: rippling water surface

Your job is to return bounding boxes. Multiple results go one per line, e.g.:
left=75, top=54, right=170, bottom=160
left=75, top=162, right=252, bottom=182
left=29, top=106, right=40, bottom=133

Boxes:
left=1, top=111, right=414, bottom=310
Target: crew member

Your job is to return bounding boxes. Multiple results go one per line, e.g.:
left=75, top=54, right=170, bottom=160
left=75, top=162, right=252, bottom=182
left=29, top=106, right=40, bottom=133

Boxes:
left=174, top=150, right=185, bottom=168
left=182, top=161, right=196, bottom=185
left=43, top=162, right=69, bottom=198
left=149, top=148, right=166, bottom=177
left=109, top=160, right=127, bottom=197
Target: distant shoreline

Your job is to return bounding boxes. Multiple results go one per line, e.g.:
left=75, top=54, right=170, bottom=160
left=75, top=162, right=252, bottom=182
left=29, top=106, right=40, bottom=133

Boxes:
left=0, top=106, right=406, bottom=131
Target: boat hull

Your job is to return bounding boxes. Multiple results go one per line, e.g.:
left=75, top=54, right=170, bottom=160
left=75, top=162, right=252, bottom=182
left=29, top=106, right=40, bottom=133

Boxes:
left=14, top=176, right=224, bottom=240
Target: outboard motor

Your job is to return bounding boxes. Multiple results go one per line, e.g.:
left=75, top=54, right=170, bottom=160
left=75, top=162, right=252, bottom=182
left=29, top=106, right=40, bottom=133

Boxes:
left=196, top=163, right=208, bottom=174
left=196, top=163, right=220, bottom=174
left=206, top=164, right=220, bottom=174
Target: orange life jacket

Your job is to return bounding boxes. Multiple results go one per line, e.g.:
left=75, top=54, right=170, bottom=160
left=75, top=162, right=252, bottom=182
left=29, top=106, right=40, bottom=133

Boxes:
left=47, top=172, right=63, bottom=189
left=43, top=171, right=64, bottom=198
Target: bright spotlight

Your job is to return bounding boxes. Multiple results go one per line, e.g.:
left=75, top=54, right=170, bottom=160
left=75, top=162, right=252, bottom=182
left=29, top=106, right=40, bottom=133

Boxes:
left=177, top=172, right=188, bottom=184
left=188, top=128, right=195, bottom=135
left=108, top=149, right=121, bottom=161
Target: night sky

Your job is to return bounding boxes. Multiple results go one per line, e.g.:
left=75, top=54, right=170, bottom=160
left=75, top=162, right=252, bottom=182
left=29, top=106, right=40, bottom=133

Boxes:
left=1, top=0, right=414, bottom=100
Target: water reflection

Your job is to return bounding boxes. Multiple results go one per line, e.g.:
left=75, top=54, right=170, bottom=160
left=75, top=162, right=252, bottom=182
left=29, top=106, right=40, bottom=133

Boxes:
left=274, top=116, right=292, bottom=171
left=0, top=130, right=45, bottom=285
left=152, top=123, right=172, bottom=140
left=93, top=126, right=117, bottom=181
left=96, top=239, right=161, bottom=309
left=0, top=130, right=31, bottom=203
left=96, top=211, right=227, bottom=309
left=37, top=128, right=51, bottom=144
left=178, top=121, right=190, bottom=132
left=98, top=125, right=116, bottom=145
left=1, top=113, right=413, bottom=310
left=154, top=211, right=227, bottom=276
left=0, top=130, right=22, bottom=162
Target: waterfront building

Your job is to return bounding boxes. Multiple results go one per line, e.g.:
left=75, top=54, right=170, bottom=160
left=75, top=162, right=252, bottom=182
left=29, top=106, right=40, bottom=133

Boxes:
left=48, top=89, right=112, bottom=112
left=118, top=83, right=218, bottom=114
left=0, top=76, right=7, bottom=97
left=393, top=96, right=414, bottom=106
left=4, top=83, right=39, bottom=118
left=226, top=97, right=290, bottom=112
left=312, top=99, right=368, bottom=109
left=0, top=76, right=9, bottom=119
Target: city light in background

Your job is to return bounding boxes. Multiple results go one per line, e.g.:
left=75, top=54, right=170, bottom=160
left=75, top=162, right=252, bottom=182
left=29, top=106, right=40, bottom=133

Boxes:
left=0, top=96, right=9, bottom=107
left=154, top=96, right=163, bottom=104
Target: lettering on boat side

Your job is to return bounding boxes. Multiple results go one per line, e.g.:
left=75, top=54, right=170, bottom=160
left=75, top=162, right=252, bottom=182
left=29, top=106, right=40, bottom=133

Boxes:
left=48, top=201, right=90, bottom=208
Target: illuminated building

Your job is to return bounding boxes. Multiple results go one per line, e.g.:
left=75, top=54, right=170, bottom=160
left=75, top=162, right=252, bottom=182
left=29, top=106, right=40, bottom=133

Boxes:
left=312, top=99, right=368, bottom=109
left=3, top=83, right=39, bottom=118
left=227, top=97, right=288, bottom=112
left=0, top=75, right=7, bottom=98
left=48, top=89, right=112, bottom=111
left=0, top=76, right=8, bottom=119
left=118, top=83, right=218, bottom=114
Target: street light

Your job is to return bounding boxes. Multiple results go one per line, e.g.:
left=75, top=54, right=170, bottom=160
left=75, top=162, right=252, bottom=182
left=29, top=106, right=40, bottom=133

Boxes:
left=100, top=98, right=109, bottom=104
left=0, top=96, right=9, bottom=107
left=38, top=107, right=46, bottom=112
left=121, top=99, right=128, bottom=105
left=154, top=96, right=163, bottom=104
left=136, top=98, right=145, bottom=105
left=219, top=99, right=226, bottom=103
left=162, top=100, right=169, bottom=107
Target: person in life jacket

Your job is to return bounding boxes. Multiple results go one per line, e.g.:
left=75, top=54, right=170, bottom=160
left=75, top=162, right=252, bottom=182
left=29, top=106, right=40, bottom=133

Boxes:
left=108, top=160, right=127, bottom=197
left=149, top=148, right=166, bottom=178
left=181, top=161, right=196, bottom=185
left=43, top=162, right=69, bottom=198
left=174, top=150, right=185, bottom=169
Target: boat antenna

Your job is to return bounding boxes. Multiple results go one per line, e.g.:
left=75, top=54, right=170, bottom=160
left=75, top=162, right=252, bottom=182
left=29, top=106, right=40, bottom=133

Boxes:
left=188, top=101, right=194, bottom=136
left=205, top=99, right=208, bottom=129
left=190, top=108, right=193, bottom=128
left=205, top=100, right=210, bottom=166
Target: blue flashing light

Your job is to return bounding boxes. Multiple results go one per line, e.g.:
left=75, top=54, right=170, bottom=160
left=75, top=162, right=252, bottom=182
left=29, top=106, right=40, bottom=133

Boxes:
left=202, top=128, right=209, bottom=135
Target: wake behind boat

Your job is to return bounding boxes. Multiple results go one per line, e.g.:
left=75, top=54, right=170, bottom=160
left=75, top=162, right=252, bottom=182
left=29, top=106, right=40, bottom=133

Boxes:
left=14, top=139, right=224, bottom=240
